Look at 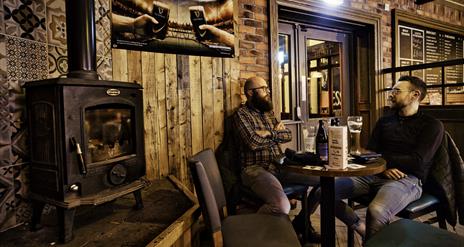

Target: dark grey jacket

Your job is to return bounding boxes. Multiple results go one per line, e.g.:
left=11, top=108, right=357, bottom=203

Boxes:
left=426, top=132, right=464, bottom=226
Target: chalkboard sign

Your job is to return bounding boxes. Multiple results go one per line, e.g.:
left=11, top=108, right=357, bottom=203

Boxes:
left=397, top=20, right=464, bottom=85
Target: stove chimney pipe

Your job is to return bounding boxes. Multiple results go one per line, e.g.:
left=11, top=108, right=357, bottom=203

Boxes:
left=65, top=0, right=99, bottom=80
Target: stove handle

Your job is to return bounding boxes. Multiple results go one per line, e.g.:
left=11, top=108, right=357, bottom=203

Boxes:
left=71, top=137, right=87, bottom=175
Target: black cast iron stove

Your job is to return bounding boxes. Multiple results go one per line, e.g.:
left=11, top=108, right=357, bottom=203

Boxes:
left=24, top=0, right=146, bottom=243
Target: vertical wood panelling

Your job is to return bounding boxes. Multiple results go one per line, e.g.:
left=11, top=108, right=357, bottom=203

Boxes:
left=165, top=54, right=180, bottom=176
left=200, top=57, right=214, bottom=150
left=213, top=58, right=224, bottom=149
left=177, top=55, right=192, bottom=187
left=141, top=52, right=159, bottom=180
left=118, top=52, right=241, bottom=187
left=223, top=58, right=233, bottom=117
left=112, top=49, right=128, bottom=81
left=230, top=58, right=242, bottom=109
left=189, top=56, right=203, bottom=155
left=127, top=50, right=142, bottom=83
left=155, top=53, right=170, bottom=177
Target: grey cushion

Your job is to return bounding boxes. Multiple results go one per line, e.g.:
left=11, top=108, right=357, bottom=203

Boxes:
left=365, top=219, right=464, bottom=247
left=222, top=214, right=301, bottom=247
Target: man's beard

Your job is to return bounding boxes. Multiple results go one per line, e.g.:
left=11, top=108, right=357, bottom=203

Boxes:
left=251, top=93, right=273, bottom=112
left=389, top=98, right=406, bottom=110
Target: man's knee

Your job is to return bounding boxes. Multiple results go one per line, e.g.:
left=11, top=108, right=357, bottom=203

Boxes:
left=367, top=203, right=391, bottom=224
left=274, top=196, right=291, bottom=214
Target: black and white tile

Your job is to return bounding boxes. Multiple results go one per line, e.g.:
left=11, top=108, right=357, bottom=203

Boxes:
left=3, top=0, right=47, bottom=42
left=48, top=44, right=67, bottom=78
left=6, top=36, right=48, bottom=81
left=45, top=0, right=66, bottom=47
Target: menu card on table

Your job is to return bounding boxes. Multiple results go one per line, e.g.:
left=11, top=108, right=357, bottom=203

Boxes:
left=327, top=126, right=348, bottom=169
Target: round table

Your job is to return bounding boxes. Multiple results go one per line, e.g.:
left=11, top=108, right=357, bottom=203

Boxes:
left=285, top=159, right=386, bottom=247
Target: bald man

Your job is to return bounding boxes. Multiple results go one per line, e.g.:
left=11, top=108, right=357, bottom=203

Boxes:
left=232, top=76, right=321, bottom=242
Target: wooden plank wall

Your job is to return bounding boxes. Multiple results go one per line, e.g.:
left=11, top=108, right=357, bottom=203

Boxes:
left=112, top=49, right=241, bottom=190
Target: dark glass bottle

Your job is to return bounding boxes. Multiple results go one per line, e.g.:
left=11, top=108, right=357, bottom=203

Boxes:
left=316, top=120, right=328, bottom=162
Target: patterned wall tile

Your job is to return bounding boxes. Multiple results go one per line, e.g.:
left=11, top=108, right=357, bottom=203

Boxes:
left=12, top=163, right=30, bottom=224
left=1, top=80, right=11, bottom=168
left=0, top=34, right=6, bottom=82
left=95, top=0, right=112, bottom=58
left=0, top=34, right=11, bottom=168
left=97, top=56, right=113, bottom=81
left=3, top=0, right=46, bottom=42
left=46, top=0, right=66, bottom=47
left=0, top=165, right=16, bottom=231
left=9, top=79, right=27, bottom=165
left=0, top=0, right=5, bottom=34
left=6, top=36, right=48, bottom=81
left=48, top=45, right=67, bottom=78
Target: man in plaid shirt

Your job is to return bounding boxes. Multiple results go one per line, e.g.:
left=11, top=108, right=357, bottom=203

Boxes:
left=233, top=76, right=321, bottom=242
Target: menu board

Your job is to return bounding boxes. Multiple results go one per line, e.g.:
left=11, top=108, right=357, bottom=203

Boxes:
left=398, top=21, right=464, bottom=85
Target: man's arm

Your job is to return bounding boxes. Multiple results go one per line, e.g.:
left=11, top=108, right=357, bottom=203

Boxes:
left=233, top=110, right=281, bottom=150
left=269, top=113, right=291, bottom=143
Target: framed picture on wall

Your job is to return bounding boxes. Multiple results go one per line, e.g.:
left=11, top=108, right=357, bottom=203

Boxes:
left=111, top=0, right=234, bottom=57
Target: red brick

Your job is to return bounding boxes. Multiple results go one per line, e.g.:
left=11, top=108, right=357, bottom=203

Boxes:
left=243, top=19, right=263, bottom=28
left=244, top=34, right=264, bottom=42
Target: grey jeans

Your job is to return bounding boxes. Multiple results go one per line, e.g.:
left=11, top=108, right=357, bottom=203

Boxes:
left=333, top=175, right=422, bottom=239
left=241, top=164, right=320, bottom=216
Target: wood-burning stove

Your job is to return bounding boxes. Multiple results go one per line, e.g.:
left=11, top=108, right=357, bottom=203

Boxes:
left=23, top=0, right=146, bottom=243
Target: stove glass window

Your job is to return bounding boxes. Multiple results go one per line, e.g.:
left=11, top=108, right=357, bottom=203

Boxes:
left=84, top=106, right=134, bottom=163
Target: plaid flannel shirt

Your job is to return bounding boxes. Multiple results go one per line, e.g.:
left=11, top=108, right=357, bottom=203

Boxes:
left=233, top=103, right=292, bottom=170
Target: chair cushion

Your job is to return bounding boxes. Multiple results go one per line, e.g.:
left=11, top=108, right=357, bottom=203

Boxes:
left=402, top=193, right=439, bottom=214
left=282, top=183, right=308, bottom=197
left=365, top=219, right=464, bottom=247
left=222, top=214, right=301, bottom=247
left=353, top=193, right=440, bottom=216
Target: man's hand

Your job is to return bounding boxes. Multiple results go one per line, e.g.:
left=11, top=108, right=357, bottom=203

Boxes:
left=382, top=168, right=407, bottom=180
left=133, top=14, right=158, bottom=36
left=255, top=130, right=271, bottom=138
left=274, top=122, right=285, bottom=131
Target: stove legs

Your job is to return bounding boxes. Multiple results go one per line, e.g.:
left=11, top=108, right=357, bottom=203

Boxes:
left=30, top=201, right=45, bottom=231
left=133, top=189, right=143, bottom=209
left=58, top=207, right=76, bottom=243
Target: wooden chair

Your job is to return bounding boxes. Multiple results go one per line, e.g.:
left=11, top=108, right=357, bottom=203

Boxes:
left=364, top=219, right=463, bottom=247
left=188, top=149, right=301, bottom=247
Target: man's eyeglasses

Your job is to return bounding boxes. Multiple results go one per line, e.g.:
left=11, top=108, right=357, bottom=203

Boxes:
left=249, top=86, right=270, bottom=92
left=389, top=88, right=413, bottom=95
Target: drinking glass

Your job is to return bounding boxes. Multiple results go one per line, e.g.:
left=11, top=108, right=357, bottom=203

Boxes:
left=304, top=125, right=317, bottom=153
left=347, top=116, right=363, bottom=155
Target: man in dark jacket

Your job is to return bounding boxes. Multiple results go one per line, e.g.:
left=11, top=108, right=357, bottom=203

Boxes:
left=333, top=76, right=444, bottom=240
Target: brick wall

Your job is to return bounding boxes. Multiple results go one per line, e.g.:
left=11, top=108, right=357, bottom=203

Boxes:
left=236, top=0, right=464, bottom=88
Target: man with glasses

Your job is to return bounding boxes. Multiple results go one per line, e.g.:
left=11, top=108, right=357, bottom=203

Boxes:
left=233, top=76, right=321, bottom=242
left=331, top=75, right=444, bottom=240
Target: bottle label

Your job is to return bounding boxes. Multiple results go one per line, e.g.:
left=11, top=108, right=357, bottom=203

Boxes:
left=318, top=143, right=328, bottom=161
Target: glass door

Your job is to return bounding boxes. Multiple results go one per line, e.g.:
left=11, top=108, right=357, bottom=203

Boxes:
left=278, top=22, right=352, bottom=151
left=299, top=27, right=351, bottom=119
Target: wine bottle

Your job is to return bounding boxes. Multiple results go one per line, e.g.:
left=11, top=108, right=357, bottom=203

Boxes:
left=316, top=120, right=328, bottom=162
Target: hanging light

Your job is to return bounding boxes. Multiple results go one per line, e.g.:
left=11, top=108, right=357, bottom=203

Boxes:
left=323, top=0, right=343, bottom=6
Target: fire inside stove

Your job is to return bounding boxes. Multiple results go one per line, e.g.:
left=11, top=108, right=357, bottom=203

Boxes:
left=85, top=107, right=134, bottom=163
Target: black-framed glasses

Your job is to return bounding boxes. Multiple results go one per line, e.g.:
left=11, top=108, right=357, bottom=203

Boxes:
left=389, top=88, right=413, bottom=95
left=249, top=86, right=270, bottom=92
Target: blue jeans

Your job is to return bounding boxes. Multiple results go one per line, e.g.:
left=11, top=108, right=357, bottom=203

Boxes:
left=241, top=165, right=320, bottom=216
left=334, top=175, right=422, bottom=239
